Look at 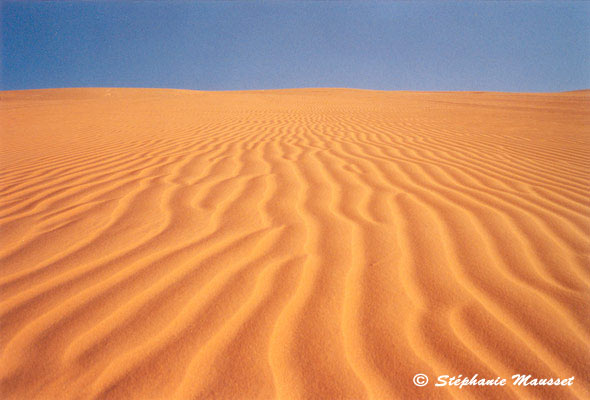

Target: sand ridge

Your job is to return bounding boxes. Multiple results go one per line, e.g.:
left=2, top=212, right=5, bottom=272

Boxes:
left=0, top=88, right=589, bottom=399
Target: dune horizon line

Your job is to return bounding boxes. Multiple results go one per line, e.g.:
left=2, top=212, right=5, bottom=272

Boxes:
left=2, top=86, right=590, bottom=95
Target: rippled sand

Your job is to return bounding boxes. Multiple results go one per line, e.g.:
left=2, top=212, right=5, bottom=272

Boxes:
left=1, top=88, right=589, bottom=399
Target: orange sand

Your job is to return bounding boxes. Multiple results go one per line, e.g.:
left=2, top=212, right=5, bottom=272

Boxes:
left=0, top=88, right=589, bottom=399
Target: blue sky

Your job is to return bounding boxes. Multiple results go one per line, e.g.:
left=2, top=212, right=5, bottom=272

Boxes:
left=1, top=1, right=589, bottom=92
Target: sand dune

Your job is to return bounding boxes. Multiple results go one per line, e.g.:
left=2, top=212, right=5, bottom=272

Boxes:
left=0, top=88, right=589, bottom=399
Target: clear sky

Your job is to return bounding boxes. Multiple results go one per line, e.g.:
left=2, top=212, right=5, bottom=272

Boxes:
left=1, top=1, right=589, bottom=92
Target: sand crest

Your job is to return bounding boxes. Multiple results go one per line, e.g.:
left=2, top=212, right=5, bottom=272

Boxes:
left=0, top=88, right=589, bottom=399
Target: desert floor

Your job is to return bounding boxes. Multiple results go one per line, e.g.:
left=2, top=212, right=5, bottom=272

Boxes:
left=0, top=88, right=589, bottom=399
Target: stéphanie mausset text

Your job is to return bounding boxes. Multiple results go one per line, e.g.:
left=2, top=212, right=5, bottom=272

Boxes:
left=435, top=374, right=575, bottom=389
